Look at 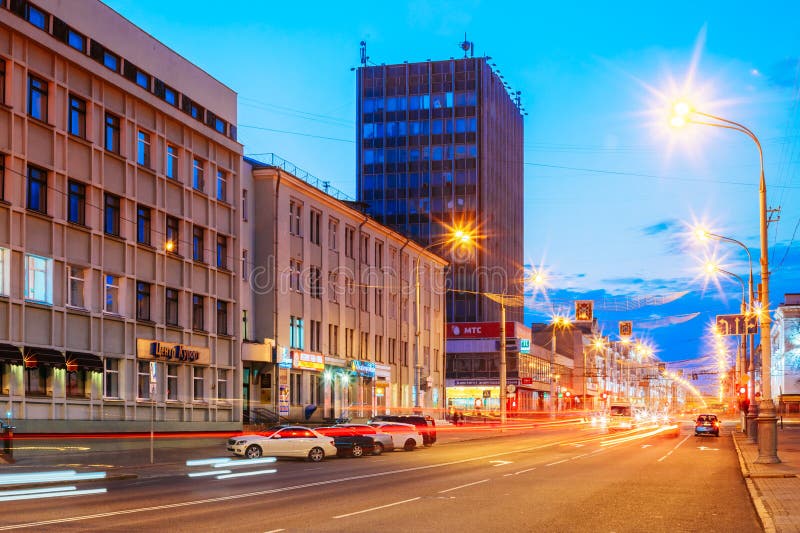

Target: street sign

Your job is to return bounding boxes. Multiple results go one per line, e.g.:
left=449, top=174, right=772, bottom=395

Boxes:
left=715, top=314, right=758, bottom=336
left=575, top=300, right=594, bottom=322
left=149, top=382, right=157, bottom=395
left=619, top=321, right=633, bottom=338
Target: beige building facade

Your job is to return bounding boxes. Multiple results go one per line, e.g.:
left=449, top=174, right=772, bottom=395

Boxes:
left=0, top=0, right=242, bottom=431
left=242, top=156, right=447, bottom=422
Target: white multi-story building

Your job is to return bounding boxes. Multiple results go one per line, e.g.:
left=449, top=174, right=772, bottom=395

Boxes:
left=0, top=0, right=242, bottom=431
left=242, top=155, right=447, bottom=422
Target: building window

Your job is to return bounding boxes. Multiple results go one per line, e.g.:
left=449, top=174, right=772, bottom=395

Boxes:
left=375, top=288, right=383, bottom=316
left=345, top=226, right=355, bottom=258
left=193, top=367, right=204, bottom=401
left=0, top=154, right=4, bottom=202
left=328, top=271, right=338, bottom=303
left=217, top=300, right=228, bottom=335
left=360, top=332, right=369, bottom=359
left=216, top=235, right=227, bottom=269
left=166, top=145, right=178, bottom=179
left=27, top=75, right=47, bottom=121
left=375, top=241, right=383, bottom=269
left=67, top=180, right=85, bottom=225
left=359, top=285, right=369, bottom=312
left=217, top=369, right=228, bottom=401
left=329, top=219, right=338, bottom=250
left=309, top=210, right=321, bottom=245
left=192, top=226, right=204, bottom=262
left=104, top=193, right=120, bottom=236
left=289, top=200, right=302, bottom=235
left=360, top=234, right=369, bottom=264
left=192, top=294, right=204, bottom=331
left=68, top=95, right=86, bottom=138
left=309, top=267, right=321, bottom=299
left=290, top=373, right=301, bottom=405
left=24, top=3, right=48, bottom=29
left=375, top=335, right=383, bottom=363
left=192, top=158, right=204, bottom=191
left=137, top=130, right=151, bottom=167
left=104, top=358, right=119, bottom=398
left=136, top=281, right=151, bottom=321
left=0, top=59, right=5, bottom=105
left=289, top=259, right=302, bottom=292
left=0, top=247, right=9, bottom=297
left=310, top=320, right=321, bottom=352
left=166, top=216, right=179, bottom=254
left=25, top=366, right=51, bottom=396
left=105, top=113, right=120, bottom=153
left=137, top=361, right=151, bottom=399
left=164, top=86, right=178, bottom=107
left=241, top=249, right=249, bottom=278
left=135, top=70, right=150, bottom=90
left=137, top=205, right=151, bottom=245
left=216, top=170, right=227, bottom=202
left=345, top=276, right=355, bottom=308
left=242, top=189, right=248, bottom=221
left=290, top=316, right=304, bottom=349
left=104, top=274, right=120, bottom=314
left=67, top=265, right=85, bottom=308
left=67, top=28, right=86, bottom=52
left=165, top=288, right=179, bottom=326
left=328, top=324, right=339, bottom=356
left=345, top=328, right=354, bottom=357
left=103, top=50, right=119, bottom=72
left=24, top=254, right=53, bottom=304
left=27, top=166, right=47, bottom=213
left=167, top=364, right=178, bottom=401
left=66, top=369, right=88, bottom=398
left=310, top=374, right=321, bottom=405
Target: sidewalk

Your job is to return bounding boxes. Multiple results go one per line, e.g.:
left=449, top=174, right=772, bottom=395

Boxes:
left=733, top=424, right=800, bottom=533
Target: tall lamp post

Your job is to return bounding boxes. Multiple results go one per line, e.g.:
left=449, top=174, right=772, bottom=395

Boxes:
left=672, top=102, right=779, bottom=464
left=414, top=229, right=473, bottom=412
left=550, top=316, right=572, bottom=418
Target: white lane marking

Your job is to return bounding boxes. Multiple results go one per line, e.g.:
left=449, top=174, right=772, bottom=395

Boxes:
left=437, top=479, right=489, bottom=493
left=216, top=469, right=277, bottom=480
left=489, top=460, right=512, bottom=466
left=641, top=444, right=652, bottom=448
left=571, top=454, right=588, bottom=460
left=545, top=459, right=568, bottom=467
left=697, top=446, right=719, bottom=451
left=657, top=434, right=691, bottom=463
left=263, top=529, right=285, bottom=533
left=0, top=436, right=582, bottom=530
left=504, top=467, right=537, bottom=477
left=333, top=497, right=421, bottom=519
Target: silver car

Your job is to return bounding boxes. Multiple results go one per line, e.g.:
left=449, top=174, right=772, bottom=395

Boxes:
left=336, top=423, right=395, bottom=454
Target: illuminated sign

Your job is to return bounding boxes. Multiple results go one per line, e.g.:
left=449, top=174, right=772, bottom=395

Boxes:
left=715, top=314, right=758, bottom=336
left=277, top=346, right=293, bottom=369
left=520, top=338, right=531, bottom=354
left=292, top=351, right=324, bottom=371
left=619, top=321, right=633, bottom=337
left=447, top=322, right=516, bottom=338
left=350, top=360, right=376, bottom=377
left=137, top=339, right=209, bottom=365
left=575, top=300, right=594, bottom=322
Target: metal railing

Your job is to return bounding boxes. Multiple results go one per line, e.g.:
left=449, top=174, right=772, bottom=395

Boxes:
left=249, top=153, right=355, bottom=203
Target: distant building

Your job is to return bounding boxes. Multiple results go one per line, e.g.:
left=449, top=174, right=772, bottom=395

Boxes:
left=772, top=293, right=800, bottom=413
left=0, top=0, right=242, bottom=431
left=355, top=54, right=524, bottom=323
left=242, top=155, right=447, bottom=422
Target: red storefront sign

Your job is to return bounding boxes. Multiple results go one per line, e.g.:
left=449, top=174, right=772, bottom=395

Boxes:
left=447, top=322, right=517, bottom=339
left=521, top=377, right=533, bottom=385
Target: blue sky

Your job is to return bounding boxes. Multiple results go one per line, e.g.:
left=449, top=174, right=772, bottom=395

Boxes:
left=106, top=1, right=800, bottom=368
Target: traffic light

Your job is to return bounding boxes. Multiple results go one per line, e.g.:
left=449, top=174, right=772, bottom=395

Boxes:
left=601, top=392, right=608, bottom=400
left=739, top=386, right=747, bottom=395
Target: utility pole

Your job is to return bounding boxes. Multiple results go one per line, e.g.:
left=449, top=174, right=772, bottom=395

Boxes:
left=500, top=298, right=507, bottom=426
left=550, top=328, right=556, bottom=419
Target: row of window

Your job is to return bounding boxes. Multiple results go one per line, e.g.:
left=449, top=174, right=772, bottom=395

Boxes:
left=361, top=91, right=477, bottom=113
left=6, top=0, right=236, bottom=140
left=362, top=170, right=478, bottom=191
left=0, top=360, right=229, bottom=403
left=288, top=200, right=383, bottom=262
left=18, top=165, right=231, bottom=269
left=362, top=145, right=477, bottom=165
left=20, top=70, right=231, bottom=202
left=362, top=118, right=478, bottom=139
left=0, top=247, right=230, bottom=334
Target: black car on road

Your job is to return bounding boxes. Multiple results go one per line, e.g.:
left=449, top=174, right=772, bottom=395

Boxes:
left=316, top=426, right=378, bottom=457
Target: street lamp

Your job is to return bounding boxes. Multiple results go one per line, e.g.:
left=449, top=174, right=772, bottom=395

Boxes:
left=414, top=229, right=473, bottom=412
left=550, top=315, right=572, bottom=418
left=671, top=101, right=779, bottom=463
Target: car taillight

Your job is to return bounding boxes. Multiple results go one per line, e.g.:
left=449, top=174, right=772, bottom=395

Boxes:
left=330, top=440, right=335, bottom=446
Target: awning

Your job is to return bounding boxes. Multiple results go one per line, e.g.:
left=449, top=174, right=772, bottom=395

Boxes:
left=0, top=344, right=23, bottom=365
left=65, top=351, right=103, bottom=371
left=23, top=346, right=66, bottom=368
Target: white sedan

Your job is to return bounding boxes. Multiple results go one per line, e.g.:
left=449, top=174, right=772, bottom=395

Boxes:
left=368, top=421, right=423, bottom=451
left=227, top=426, right=338, bottom=462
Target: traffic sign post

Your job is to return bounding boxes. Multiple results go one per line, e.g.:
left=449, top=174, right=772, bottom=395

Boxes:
left=149, top=362, right=157, bottom=465
left=715, top=314, right=758, bottom=336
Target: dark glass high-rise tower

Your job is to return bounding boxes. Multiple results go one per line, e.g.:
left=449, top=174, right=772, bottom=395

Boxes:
left=356, top=55, right=524, bottom=322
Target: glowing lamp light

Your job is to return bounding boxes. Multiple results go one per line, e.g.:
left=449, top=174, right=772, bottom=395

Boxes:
left=164, top=240, right=176, bottom=253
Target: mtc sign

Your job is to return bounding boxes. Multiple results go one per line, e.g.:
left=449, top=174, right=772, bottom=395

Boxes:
left=447, top=322, right=516, bottom=339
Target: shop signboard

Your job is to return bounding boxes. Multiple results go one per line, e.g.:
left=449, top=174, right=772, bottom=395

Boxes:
left=277, top=346, right=293, bottom=369
left=292, top=351, right=324, bottom=372
left=136, top=339, right=209, bottom=365
left=278, top=384, right=289, bottom=416
left=447, top=322, right=516, bottom=339
left=350, top=360, right=376, bottom=377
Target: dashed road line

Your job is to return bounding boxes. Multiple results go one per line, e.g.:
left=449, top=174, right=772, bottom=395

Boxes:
left=657, top=434, right=691, bottom=463
left=437, top=479, right=489, bottom=493
left=333, top=497, right=421, bottom=519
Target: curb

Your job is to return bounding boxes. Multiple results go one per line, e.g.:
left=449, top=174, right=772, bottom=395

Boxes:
left=732, top=432, right=776, bottom=533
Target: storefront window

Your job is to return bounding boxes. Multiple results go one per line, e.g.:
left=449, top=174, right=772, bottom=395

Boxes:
left=137, top=361, right=151, bottom=399
left=104, top=358, right=119, bottom=398
left=217, top=369, right=227, bottom=401
left=193, top=367, right=204, bottom=401
left=167, top=364, right=178, bottom=401
left=24, top=365, right=50, bottom=396
left=1, top=363, right=8, bottom=395
left=66, top=369, right=88, bottom=398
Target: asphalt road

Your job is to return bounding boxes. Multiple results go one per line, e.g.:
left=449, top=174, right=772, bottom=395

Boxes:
left=0, top=422, right=761, bottom=532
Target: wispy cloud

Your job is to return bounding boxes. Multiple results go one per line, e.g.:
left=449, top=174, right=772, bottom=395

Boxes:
left=641, top=219, right=680, bottom=236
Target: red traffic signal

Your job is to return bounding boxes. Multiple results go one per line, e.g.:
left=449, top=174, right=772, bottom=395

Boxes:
left=738, top=386, right=747, bottom=395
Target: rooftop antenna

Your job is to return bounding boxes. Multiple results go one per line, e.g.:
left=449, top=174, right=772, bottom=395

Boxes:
left=360, top=41, right=368, bottom=67
left=459, top=33, right=473, bottom=58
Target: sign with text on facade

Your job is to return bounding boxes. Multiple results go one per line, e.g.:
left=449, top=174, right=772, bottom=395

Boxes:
left=292, top=351, right=324, bottom=372
left=575, top=300, right=594, bottom=322
left=447, top=322, right=516, bottom=339
left=619, top=321, right=633, bottom=338
left=136, top=339, right=210, bottom=365
left=277, top=346, right=293, bottom=369
left=350, top=360, right=376, bottom=377
left=715, top=314, right=758, bottom=336
left=278, top=384, right=289, bottom=416
left=519, top=338, right=531, bottom=354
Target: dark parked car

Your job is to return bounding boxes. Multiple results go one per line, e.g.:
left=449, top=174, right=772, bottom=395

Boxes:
left=694, top=414, right=720, bottom=437
left=369, top=415, right=437, bottom=446
left=315, top=426, right=378, bottom=457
